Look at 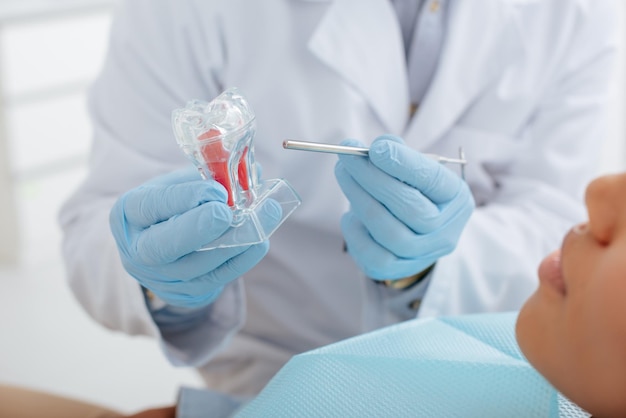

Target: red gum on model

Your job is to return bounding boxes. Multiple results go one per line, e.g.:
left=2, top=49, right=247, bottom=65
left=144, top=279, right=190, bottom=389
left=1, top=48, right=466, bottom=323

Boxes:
left=199, top=129, right=250, bottom=207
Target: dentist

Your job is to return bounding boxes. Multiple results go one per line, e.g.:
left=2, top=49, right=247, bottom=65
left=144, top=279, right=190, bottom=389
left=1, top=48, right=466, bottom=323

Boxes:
left=60, top=0, right=619, bottom=397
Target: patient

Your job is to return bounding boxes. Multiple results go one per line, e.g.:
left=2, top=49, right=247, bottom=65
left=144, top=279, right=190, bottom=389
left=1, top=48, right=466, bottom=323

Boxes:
left=516, top=172, right=626, bottom=417
left=234, top=172, right=626, bottom=418
left=58, top=173, right=625, bottom=417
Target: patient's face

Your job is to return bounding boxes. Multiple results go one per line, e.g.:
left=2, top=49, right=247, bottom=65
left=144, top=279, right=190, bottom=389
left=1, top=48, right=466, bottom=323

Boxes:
left=516, top=173, right=626, bottom=417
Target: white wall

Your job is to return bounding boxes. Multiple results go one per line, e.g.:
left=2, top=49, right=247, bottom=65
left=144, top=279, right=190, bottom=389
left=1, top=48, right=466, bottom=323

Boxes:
left=0, top=5, right=203, bottom=414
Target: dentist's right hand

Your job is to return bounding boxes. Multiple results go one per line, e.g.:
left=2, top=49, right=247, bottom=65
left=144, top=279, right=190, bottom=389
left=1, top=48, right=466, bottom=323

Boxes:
left=110, top=167, right=273, bottom=309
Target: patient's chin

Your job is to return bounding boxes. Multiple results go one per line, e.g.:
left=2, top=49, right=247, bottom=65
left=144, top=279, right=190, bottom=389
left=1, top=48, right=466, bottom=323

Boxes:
left=514, top=296, right=535, bottom=360
left=515, top=291, right=549, bottom=374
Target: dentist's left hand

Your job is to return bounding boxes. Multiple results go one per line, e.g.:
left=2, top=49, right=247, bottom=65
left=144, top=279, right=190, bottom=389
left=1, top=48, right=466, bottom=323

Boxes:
left=335, top=135, right=475, bottom=280
left=110, top=167, right=276, bottom=309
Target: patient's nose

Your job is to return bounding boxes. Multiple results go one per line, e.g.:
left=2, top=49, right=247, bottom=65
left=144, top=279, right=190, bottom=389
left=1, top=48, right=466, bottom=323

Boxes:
left=585, top=174, right=626, bottom=244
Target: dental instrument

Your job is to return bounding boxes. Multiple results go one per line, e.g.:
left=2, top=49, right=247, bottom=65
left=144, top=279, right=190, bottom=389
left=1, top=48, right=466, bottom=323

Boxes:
left=282, top=140, right=467, bottom=179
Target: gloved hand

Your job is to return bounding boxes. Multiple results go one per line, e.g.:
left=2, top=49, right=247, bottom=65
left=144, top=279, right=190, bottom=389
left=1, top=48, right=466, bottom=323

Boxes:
left=110, top=167, right=281, bottom=308
left=335, top=135, right=475, bottom=280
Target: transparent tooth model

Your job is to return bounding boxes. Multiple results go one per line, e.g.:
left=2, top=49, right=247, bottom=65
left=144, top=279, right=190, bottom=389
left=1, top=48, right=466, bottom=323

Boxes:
left=172, top=88, right=301, bottom=250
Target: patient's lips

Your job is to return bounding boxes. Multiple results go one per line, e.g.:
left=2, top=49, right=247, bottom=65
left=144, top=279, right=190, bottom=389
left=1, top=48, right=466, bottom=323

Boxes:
left=538, top=249, right=566, bottom=296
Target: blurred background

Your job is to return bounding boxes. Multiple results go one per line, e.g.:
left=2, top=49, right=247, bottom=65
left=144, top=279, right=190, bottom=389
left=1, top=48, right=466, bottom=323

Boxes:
left=0, top=0, right=624, bottom=415
left=0, top=0, right=203, bottom=415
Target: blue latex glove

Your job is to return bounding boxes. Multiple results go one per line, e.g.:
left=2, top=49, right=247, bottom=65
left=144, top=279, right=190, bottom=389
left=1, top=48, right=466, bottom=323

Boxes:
left=335, top=135, right=475, bottom=280
left=110, top=167, right=281, bottom=308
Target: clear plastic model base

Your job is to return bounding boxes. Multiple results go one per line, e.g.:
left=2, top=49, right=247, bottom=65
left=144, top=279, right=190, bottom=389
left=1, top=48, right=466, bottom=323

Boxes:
left=172, top=88, right=301, bottom=250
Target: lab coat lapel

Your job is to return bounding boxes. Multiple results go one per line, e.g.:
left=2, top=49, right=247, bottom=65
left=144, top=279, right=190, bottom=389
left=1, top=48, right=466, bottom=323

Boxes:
left=308, top=0, right=409, bottom=133
left=408, top=0, right=524, bottom=149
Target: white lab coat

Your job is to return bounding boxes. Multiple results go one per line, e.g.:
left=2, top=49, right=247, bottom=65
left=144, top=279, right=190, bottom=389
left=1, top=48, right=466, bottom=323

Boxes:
left=60, top=0, right=619, bottom=396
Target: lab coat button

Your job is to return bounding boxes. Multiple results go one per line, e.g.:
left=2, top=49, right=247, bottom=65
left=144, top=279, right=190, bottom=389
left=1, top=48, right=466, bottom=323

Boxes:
left=409, top=299, right=422, bottom=311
